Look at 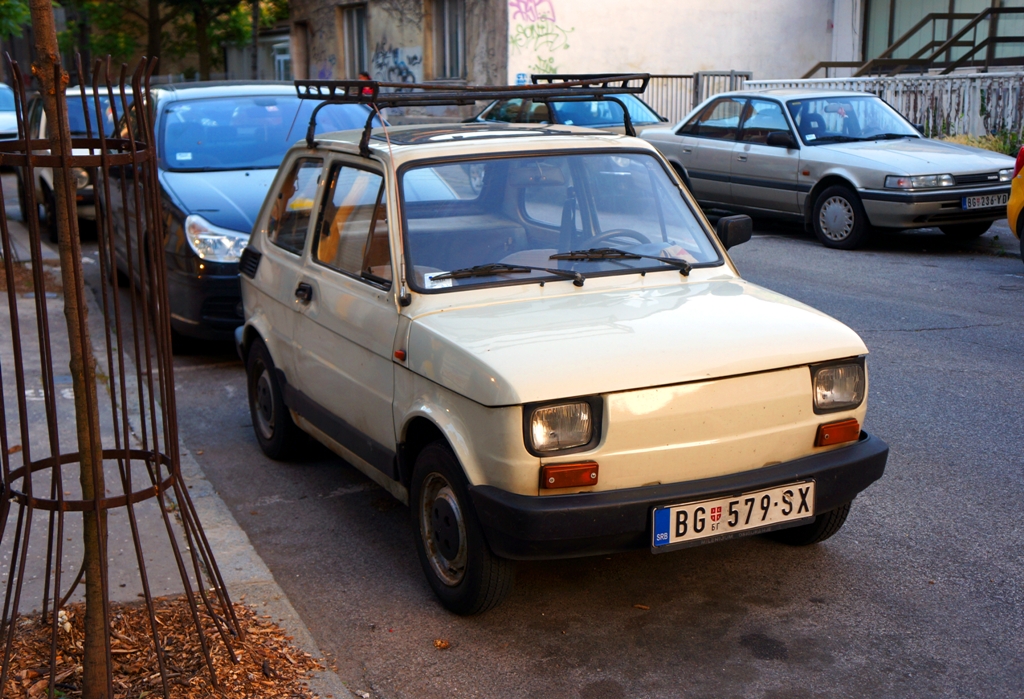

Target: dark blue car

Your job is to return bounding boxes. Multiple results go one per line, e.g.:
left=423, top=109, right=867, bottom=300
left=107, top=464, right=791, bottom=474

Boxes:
left=110, top=82, right=377, bottom=343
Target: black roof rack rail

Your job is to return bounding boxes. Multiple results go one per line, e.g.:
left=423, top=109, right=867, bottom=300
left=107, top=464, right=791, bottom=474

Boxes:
left=294, top=73, right=650, bottom=152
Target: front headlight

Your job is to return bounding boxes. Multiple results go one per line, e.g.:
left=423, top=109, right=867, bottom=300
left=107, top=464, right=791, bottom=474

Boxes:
left=884, top=174, right=955, bottom=189
left=71, top=167, right=90, bottom=190
left=184, top=214, right=249, bottom=263
left=999, top=168, right=1012, bottom=182
left=811, top=361, right=865, bottom=413
left=526, top=400, right=595, bottom=453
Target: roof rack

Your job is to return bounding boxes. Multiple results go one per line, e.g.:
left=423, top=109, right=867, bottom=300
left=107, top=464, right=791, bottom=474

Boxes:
left=294, top=73, right=650, bottom=153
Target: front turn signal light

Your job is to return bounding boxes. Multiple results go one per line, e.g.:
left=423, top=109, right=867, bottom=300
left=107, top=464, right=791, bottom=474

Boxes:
left=541, top=461, right=598, bottom=489
left=815, top=418, right=861, bottom=447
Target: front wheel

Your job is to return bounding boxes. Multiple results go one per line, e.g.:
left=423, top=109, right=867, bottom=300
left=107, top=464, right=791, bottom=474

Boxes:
left=812, top=186, right=870, bottom=250
left=411, top=441, right=514, bottom=615
left=246, top=339, right=303, bottom=459
left=44, top=187, right=58, bottom=244
left=765, top=502, right=851, bottom=546
left=939, top=221, right=991, bottom=240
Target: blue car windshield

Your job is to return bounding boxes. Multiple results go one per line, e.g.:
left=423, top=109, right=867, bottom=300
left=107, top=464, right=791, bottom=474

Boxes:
left=0, top=86, right=14, bottom=112
left=68, top=95, right=126, bottom=137
left=161, top=96, right=377, bottom=171
left=550, top=94, right=661, bottom=127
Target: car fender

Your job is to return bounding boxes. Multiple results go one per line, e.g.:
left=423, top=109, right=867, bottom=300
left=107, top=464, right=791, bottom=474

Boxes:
left=395, top=369, right=539, bottom=496
left=803, top=168, right=865, bottom=225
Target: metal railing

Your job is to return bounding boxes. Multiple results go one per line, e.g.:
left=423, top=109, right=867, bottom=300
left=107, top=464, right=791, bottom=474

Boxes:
left=745, top=71, right=1024, bottom=138
left=805, top=7, right=1024, bottom=78
left=642, top=71, right=752, bottom=123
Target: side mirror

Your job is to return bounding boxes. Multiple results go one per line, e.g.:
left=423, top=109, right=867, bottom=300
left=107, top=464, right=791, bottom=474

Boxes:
left=766, top=131, right=798, bottom=148
left=912, top=123, right=924, bottom=134
left=715, top=214, right=752, bottom=250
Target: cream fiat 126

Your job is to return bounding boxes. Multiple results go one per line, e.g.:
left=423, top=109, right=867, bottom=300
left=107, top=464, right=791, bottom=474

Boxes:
left=236, top=76, right=888, bottom=614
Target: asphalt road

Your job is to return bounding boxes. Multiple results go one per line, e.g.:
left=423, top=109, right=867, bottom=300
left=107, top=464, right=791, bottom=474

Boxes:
left=80, top=221, right=1023, bottom=699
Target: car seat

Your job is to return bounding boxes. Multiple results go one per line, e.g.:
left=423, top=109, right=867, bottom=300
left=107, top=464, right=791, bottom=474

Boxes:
left=803, top=113, right=826, bottom=138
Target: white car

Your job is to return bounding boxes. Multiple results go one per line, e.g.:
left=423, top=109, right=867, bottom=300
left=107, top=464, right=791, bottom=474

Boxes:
left=236, top=77, right=889, bottom=614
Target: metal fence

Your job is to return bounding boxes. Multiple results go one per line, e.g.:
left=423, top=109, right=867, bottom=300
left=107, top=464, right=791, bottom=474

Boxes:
left=745, top=72, right=1024, bottom=138
left=643, top=71, right=753, bottom=123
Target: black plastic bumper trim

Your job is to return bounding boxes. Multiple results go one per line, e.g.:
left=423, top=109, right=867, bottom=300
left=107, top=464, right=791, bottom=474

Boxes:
left=469, top=431, right=888, bottom=560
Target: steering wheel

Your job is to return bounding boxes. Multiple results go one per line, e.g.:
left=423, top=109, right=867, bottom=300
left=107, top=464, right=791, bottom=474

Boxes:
left=588, top=228, right=651, bottom=246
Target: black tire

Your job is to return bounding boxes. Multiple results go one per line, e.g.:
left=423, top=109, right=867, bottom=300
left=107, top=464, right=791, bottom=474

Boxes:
left=43, top=186, right=58, bottom=244
left=939, top=221, right=992, bottom=240
left=410, top=441, right=514, bottom=615
left=245, top=339, right=303, bottom=460
left=765, top=502, right=851, bottom=546
left=812, top=185, right=870, bottom=250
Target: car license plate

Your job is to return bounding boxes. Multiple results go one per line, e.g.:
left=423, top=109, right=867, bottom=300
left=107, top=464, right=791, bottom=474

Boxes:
left=962, top=193, right=1008, bottom=209
left=651, top=481, right=815, bottom=551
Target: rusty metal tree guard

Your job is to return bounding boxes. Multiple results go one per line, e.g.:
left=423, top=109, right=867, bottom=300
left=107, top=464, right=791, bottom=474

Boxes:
left=0, top=56, right=241, bottom=697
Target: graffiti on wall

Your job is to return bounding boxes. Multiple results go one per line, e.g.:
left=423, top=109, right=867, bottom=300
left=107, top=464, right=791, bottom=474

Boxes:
left=372, top=38, right=424, bottom=86
left=509, top=0, right=572, bottom=75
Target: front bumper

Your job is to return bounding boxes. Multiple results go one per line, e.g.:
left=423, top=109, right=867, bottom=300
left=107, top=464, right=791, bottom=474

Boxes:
left=167, top=257, right=243, bottom=341
left=469, top=431, right=888, bottom=560
left=860, top=184, right=1009, bottom=228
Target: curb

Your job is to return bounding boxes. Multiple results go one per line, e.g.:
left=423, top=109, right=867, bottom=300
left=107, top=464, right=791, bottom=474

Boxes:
left=81, top=282, right=353, bottom=699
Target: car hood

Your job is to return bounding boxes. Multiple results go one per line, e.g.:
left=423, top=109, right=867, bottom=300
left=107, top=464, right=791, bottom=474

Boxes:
left=815, top=137, right=1015, bottom=173
left=406, top=279, right=868, bottom=406
left=160, top=169, right=276, bottom=232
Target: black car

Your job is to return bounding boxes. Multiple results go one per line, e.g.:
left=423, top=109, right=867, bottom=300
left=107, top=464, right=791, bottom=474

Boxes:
left=110, top=82, right=378, bottom=343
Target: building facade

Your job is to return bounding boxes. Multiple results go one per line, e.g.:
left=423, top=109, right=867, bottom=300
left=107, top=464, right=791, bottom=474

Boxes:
left=287, top=0, right=508, bottom=85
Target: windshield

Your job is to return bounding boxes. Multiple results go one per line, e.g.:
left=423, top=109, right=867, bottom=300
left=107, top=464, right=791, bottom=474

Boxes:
left=0, top=86, right=14, bottom=112
left=787, top=95, right=917, bottom=144
left=161, top=96, right=377, bottom=171
left=550, top=94, right=661, bottom=127
left=67, top=95, right=126, bottom=137
left=401, top=152, right=721, bottom=291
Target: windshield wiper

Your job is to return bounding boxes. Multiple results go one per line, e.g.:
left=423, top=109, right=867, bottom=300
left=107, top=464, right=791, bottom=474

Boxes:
left=811, top=135, right=861, bottom=143
left=431, top=262, right=585, bottom=287
left=550, top=247, right=692, bottom=277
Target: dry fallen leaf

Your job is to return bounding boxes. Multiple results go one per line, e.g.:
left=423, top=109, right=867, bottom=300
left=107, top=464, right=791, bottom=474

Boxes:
left=633, top=604, right=650, bottom=611
left=433, top=639, right=450, bottom=650
left=7, top=444, right=22, bottom=455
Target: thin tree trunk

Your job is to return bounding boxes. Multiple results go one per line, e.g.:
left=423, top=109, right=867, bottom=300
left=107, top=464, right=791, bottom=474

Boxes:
left=251, top=0, right=259, bottom=79
left=27, top=2, right=109, bottom=697
left=148, top=0, right=162, bottom=59
left=196, top=3, right=211, bottom=80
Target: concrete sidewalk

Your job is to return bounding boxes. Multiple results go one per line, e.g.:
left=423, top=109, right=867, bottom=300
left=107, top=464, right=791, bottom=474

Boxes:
left=1, top=215, right=353, bottom=698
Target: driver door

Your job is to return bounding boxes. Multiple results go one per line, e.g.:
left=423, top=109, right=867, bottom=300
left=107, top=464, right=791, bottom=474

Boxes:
left=291, top=159, right=399, bottom=479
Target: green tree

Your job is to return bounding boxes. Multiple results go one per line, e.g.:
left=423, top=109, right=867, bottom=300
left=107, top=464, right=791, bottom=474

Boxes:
left=0, top=0, right=30, bottom=36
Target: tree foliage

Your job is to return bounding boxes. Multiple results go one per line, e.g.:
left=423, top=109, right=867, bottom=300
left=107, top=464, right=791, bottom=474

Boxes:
left=0, top=0, right=30, bottom=37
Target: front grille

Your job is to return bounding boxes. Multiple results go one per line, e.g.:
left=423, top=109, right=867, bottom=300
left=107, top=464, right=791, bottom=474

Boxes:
left=201, top=296, right=244, bottom=321
left=954, top=172, right=1001, bottom=186
left=239, top=247, right=261, bottom=278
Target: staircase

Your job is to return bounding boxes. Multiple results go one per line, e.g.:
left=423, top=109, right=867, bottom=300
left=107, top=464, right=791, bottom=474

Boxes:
left=805, top=6, right=1024, bottom=78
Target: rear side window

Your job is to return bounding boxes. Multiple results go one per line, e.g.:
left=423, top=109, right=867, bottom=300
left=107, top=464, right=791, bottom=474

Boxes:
left=267, top=158, right=323, bottom=254
left=481, top=99, right=524, bottom=123
left=692, top=98, right=746, bottom=140
left=313, top=165, right=391, bottom=287
left=739, top=99, right=792, bottom=144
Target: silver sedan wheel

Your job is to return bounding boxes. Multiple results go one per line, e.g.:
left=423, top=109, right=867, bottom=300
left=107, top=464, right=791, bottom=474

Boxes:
left=419, top=472, right=468, bottom=587
left=818, top=195, right=856, bottom=241
left=253, top=368, right=276, bottom=441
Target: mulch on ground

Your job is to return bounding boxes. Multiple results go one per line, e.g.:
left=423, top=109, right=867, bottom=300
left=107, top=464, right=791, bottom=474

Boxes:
left=2, top=595, right=324, bottom=698
left=0, top=260, right=62, bottom=295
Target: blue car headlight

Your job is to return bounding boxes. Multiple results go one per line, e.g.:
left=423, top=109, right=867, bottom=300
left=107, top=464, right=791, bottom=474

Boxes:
left=184, top=214, right=249, bottom=263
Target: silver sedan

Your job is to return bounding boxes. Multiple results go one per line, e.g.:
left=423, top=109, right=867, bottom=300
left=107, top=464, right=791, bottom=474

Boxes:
left=642, top=89, right=1015, bottom=249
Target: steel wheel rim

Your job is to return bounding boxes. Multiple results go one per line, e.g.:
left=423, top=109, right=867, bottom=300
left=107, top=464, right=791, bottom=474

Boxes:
left=819, top=196, right=855, bottom=241
left=420, top=472, right=468, bottom=586
left=253, top=366, right=276, bottom=441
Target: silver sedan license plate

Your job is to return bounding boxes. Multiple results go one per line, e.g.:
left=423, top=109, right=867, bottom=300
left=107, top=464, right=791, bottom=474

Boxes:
left=962, top=193, right=1008, bottom=209
left=652, top=481, right=815, bottom=552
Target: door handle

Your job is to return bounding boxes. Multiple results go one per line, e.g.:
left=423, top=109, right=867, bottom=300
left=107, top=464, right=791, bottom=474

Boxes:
left=295, top=282, right=313, bottom=303
left=681, top=147, right=692, bottom=153
left=736, top=155, right=747, bottom=162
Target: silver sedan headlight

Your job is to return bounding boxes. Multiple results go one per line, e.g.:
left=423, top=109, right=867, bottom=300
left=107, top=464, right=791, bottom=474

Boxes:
left=184, top=214, right=249, bottom=263
left=525, top=399, right=599, bottom=454
left=999, top=168, right=1012, bottom=182
left=811, top=361, right=865, bottom=413
left=884, top=174, right=954, bottom=189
